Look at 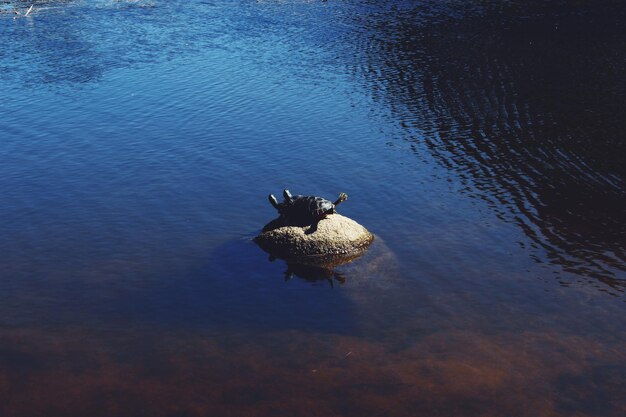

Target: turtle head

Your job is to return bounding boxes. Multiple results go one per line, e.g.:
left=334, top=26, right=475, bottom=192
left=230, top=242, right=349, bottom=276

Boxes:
left=334, top=192, right=348, bottom=206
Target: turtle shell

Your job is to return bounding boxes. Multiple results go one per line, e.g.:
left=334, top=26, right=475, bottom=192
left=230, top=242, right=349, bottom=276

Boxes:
left=268, top=189, right=346, bottom=226
left=286, top=195, right=335, bottom=223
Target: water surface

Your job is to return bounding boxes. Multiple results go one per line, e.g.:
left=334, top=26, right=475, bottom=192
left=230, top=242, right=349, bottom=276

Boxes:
left=1, top=1, right=625, bottom=416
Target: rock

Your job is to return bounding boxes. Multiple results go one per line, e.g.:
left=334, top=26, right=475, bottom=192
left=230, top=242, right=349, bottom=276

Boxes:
left=254, top=213, right=374, bottom=263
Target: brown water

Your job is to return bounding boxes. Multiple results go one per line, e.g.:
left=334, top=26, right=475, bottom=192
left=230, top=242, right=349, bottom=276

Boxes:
left=0, top=1, right=625, bottom=416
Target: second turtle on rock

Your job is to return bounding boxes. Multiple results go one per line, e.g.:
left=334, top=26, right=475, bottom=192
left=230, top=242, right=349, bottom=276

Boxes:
left=268, top=189, right=348, bottom=226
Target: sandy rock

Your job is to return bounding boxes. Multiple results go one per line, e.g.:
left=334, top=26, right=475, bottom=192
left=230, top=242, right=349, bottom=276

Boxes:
left=254, top=214, right=374, bottom=262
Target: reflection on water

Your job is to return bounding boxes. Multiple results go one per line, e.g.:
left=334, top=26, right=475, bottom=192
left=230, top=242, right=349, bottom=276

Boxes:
left=343, top=0, right=626, bottom=288
left=283, top=262, right=346, bottom=286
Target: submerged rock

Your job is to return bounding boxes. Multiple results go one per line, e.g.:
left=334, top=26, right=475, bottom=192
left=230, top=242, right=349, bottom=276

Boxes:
left=254, top=213, right=374, bottom=263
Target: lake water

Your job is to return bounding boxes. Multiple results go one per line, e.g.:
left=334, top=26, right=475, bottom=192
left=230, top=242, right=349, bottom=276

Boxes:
left=1, top=1, right=625, bottom=416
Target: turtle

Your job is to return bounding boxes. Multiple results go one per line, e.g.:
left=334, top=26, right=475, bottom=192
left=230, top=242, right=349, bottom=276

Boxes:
left=268, top=189, right=348, bottom=226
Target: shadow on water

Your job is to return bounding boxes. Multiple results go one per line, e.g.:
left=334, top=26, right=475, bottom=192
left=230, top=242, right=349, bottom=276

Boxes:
left=342, top=0, right=626, bottom=290
left=204, top=237, right=363, bottom=335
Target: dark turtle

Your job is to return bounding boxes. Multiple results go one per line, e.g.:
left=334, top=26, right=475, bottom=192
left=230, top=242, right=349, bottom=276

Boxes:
left=268, top=189, right=348, bottom=226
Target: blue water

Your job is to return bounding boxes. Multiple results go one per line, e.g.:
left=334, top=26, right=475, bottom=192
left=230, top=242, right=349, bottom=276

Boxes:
left=1, top=1, right=625, bottom=416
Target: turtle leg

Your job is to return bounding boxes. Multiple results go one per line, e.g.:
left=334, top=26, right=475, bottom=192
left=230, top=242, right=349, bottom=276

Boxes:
left=305, top=219, right=320, bottom=235
left=333, top=192, right=348, bottom=206
left=283, top=189, right=293, bottom=203
left=268, top=194, right=280, bottom=210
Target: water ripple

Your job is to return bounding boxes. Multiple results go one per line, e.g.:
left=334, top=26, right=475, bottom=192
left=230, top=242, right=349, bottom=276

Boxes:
left=335, top=0, right=626, bottom=288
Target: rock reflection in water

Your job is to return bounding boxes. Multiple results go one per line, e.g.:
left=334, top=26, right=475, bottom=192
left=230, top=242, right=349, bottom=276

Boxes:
left=282, top=261, right=346, bottom=287
left=260, top=240, right=364, bottom=287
